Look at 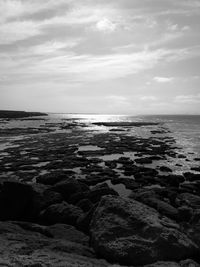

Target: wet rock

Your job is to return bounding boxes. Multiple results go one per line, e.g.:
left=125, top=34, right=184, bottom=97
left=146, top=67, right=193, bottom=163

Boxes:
left=79, top=176, right=110, bottom=186
left=135, top=167, right=159, bottom=178
left=150, top=155, right=164, bottom=161
left=160, top=166, right=173, bottom=172
left=111, top=177, right=140, bottom=190
left=131, top=187, right=178, bottom=207
left=0, top=181, right=62, bottom=221
left=77, top=204, right=98, bottom=234
left=68, top=192, right=87, bottom=204
left=131, top=188, right=179, bottom=220
left=178, top=206, right=193, bottom=222
left=93, top=122, right=159, bottom=127
left=77, top=198, right=93, bottom=212
left=90, top=195, right=198, bottom=266
left=29, top=183, right=63, bottom=219
left=179, top=182, right=198, bottom=194
left=157, top=175, right=185, bottom=187
left=176, top=193, right=200, bottom=210
left=184, top=173, right=200, bottom=182
left=117, top=157, right=133, bottom=164
left=51, top=178, right=89, bottom=201
left=134, top=195, right=179, bottom=220
left=36, top=171, right=73, bottom=185
left=178, top=154, right=187, bottom=159
left=40, top=201, right=84, bottom=226
left=135, top=157, right=153, bottom=164
left=105, top=161, right=117, bottom=169
left=87, top=183, right=118, bottom=203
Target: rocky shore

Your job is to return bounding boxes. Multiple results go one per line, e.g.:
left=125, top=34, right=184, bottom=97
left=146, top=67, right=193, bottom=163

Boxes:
left=0, top=113, right=200, bottom=266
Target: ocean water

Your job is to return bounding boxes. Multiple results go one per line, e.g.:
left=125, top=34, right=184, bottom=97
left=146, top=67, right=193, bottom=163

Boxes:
left=142, top=115, right=200, bottom=156
left=1, top=113, right=200, bottom=158
left=54, top=114, right=200, bottom=156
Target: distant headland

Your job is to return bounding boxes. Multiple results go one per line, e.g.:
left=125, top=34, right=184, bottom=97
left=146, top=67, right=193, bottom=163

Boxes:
left=0, top=110, right=48, bottom=119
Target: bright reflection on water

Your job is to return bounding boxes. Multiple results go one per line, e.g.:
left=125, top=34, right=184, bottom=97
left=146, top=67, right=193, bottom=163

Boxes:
left=54, top=113, right=139, bottom=123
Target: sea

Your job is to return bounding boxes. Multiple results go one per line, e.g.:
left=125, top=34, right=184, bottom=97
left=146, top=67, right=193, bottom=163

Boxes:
left=0, top=113, right=200, bottom=157
left=52, top=114, right=200, bottom=156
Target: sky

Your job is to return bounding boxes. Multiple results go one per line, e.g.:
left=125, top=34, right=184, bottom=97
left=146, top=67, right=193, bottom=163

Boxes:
left=0, top=0, right=200, bottom=114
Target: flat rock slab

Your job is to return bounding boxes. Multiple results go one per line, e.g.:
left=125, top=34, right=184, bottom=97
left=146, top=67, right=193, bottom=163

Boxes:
left=90, top=195, right=198, bottom=266
left=92, top=122, right=159, bottom=127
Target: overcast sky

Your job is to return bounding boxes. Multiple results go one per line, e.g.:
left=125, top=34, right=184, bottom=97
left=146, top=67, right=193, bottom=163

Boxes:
left=0, top=0, right=200, bottom=114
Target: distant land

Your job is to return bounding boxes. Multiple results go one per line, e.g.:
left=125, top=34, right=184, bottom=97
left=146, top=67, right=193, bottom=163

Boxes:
left=0, top=110, right=48, bottom=119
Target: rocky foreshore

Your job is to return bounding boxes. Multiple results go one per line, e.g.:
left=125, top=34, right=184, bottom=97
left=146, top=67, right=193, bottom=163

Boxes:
left=0, top=114, right=200, bottom=266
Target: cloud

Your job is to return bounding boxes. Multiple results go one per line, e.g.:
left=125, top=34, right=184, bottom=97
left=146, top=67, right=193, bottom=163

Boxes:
left=174, top=94, right=200, bottom=104
left=140, top=96, right=158, bottom=101
left=27, top=39, right=80, bottom=55
left=18, top=49, right=172, bottom=82
left=96, top=18, right=116, bottom=32
left=153, top=76, right=174, bottom=83
left=0, top=3, right=120, bottom=44
left=0, top=20, right=41, bottom=44
left=0, top=0, right=72, bottom=23
left=1, top=46, right=199, bottom=85
left=107, top=95, right=127, bottom=102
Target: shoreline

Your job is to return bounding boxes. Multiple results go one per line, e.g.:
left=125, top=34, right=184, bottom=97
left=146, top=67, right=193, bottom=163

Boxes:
left=0, top=114, right=200, bottom=266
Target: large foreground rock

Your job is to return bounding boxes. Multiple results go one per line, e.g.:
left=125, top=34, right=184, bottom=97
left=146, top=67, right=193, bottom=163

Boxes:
left=90, top=196, right=198, bottom=266
left=0, top=221, right=111, bottom=267
left=0, top=181, right=62, bottom=221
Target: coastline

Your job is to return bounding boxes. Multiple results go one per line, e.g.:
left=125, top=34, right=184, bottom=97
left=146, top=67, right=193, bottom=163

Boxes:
left=0, top=112, right=200, bottom=266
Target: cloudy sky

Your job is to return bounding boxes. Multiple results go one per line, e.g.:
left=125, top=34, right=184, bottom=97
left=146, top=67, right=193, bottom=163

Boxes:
left=0, top=0, right=200, bottom=114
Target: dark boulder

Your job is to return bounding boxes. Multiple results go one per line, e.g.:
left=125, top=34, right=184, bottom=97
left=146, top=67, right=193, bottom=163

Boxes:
left=184, top=173, right=200, bottom=182
left=0, top=181, right=32, bottom=220
left=157, top=175, right=185, bottom=187
left=90, top=195, right=198, bottom=266
left=0, top=181, right=62, bottom=221
left=132, top=194, right=179, bottom=220
left=77, top=198, right=93, bottom=212
left=178, top=206, right=193, bottom=222
left=87, top=183, right=118, bottom=203
left=51, top=178, right=89, bottom=201
left=40, top=201, right=84, bottom=226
